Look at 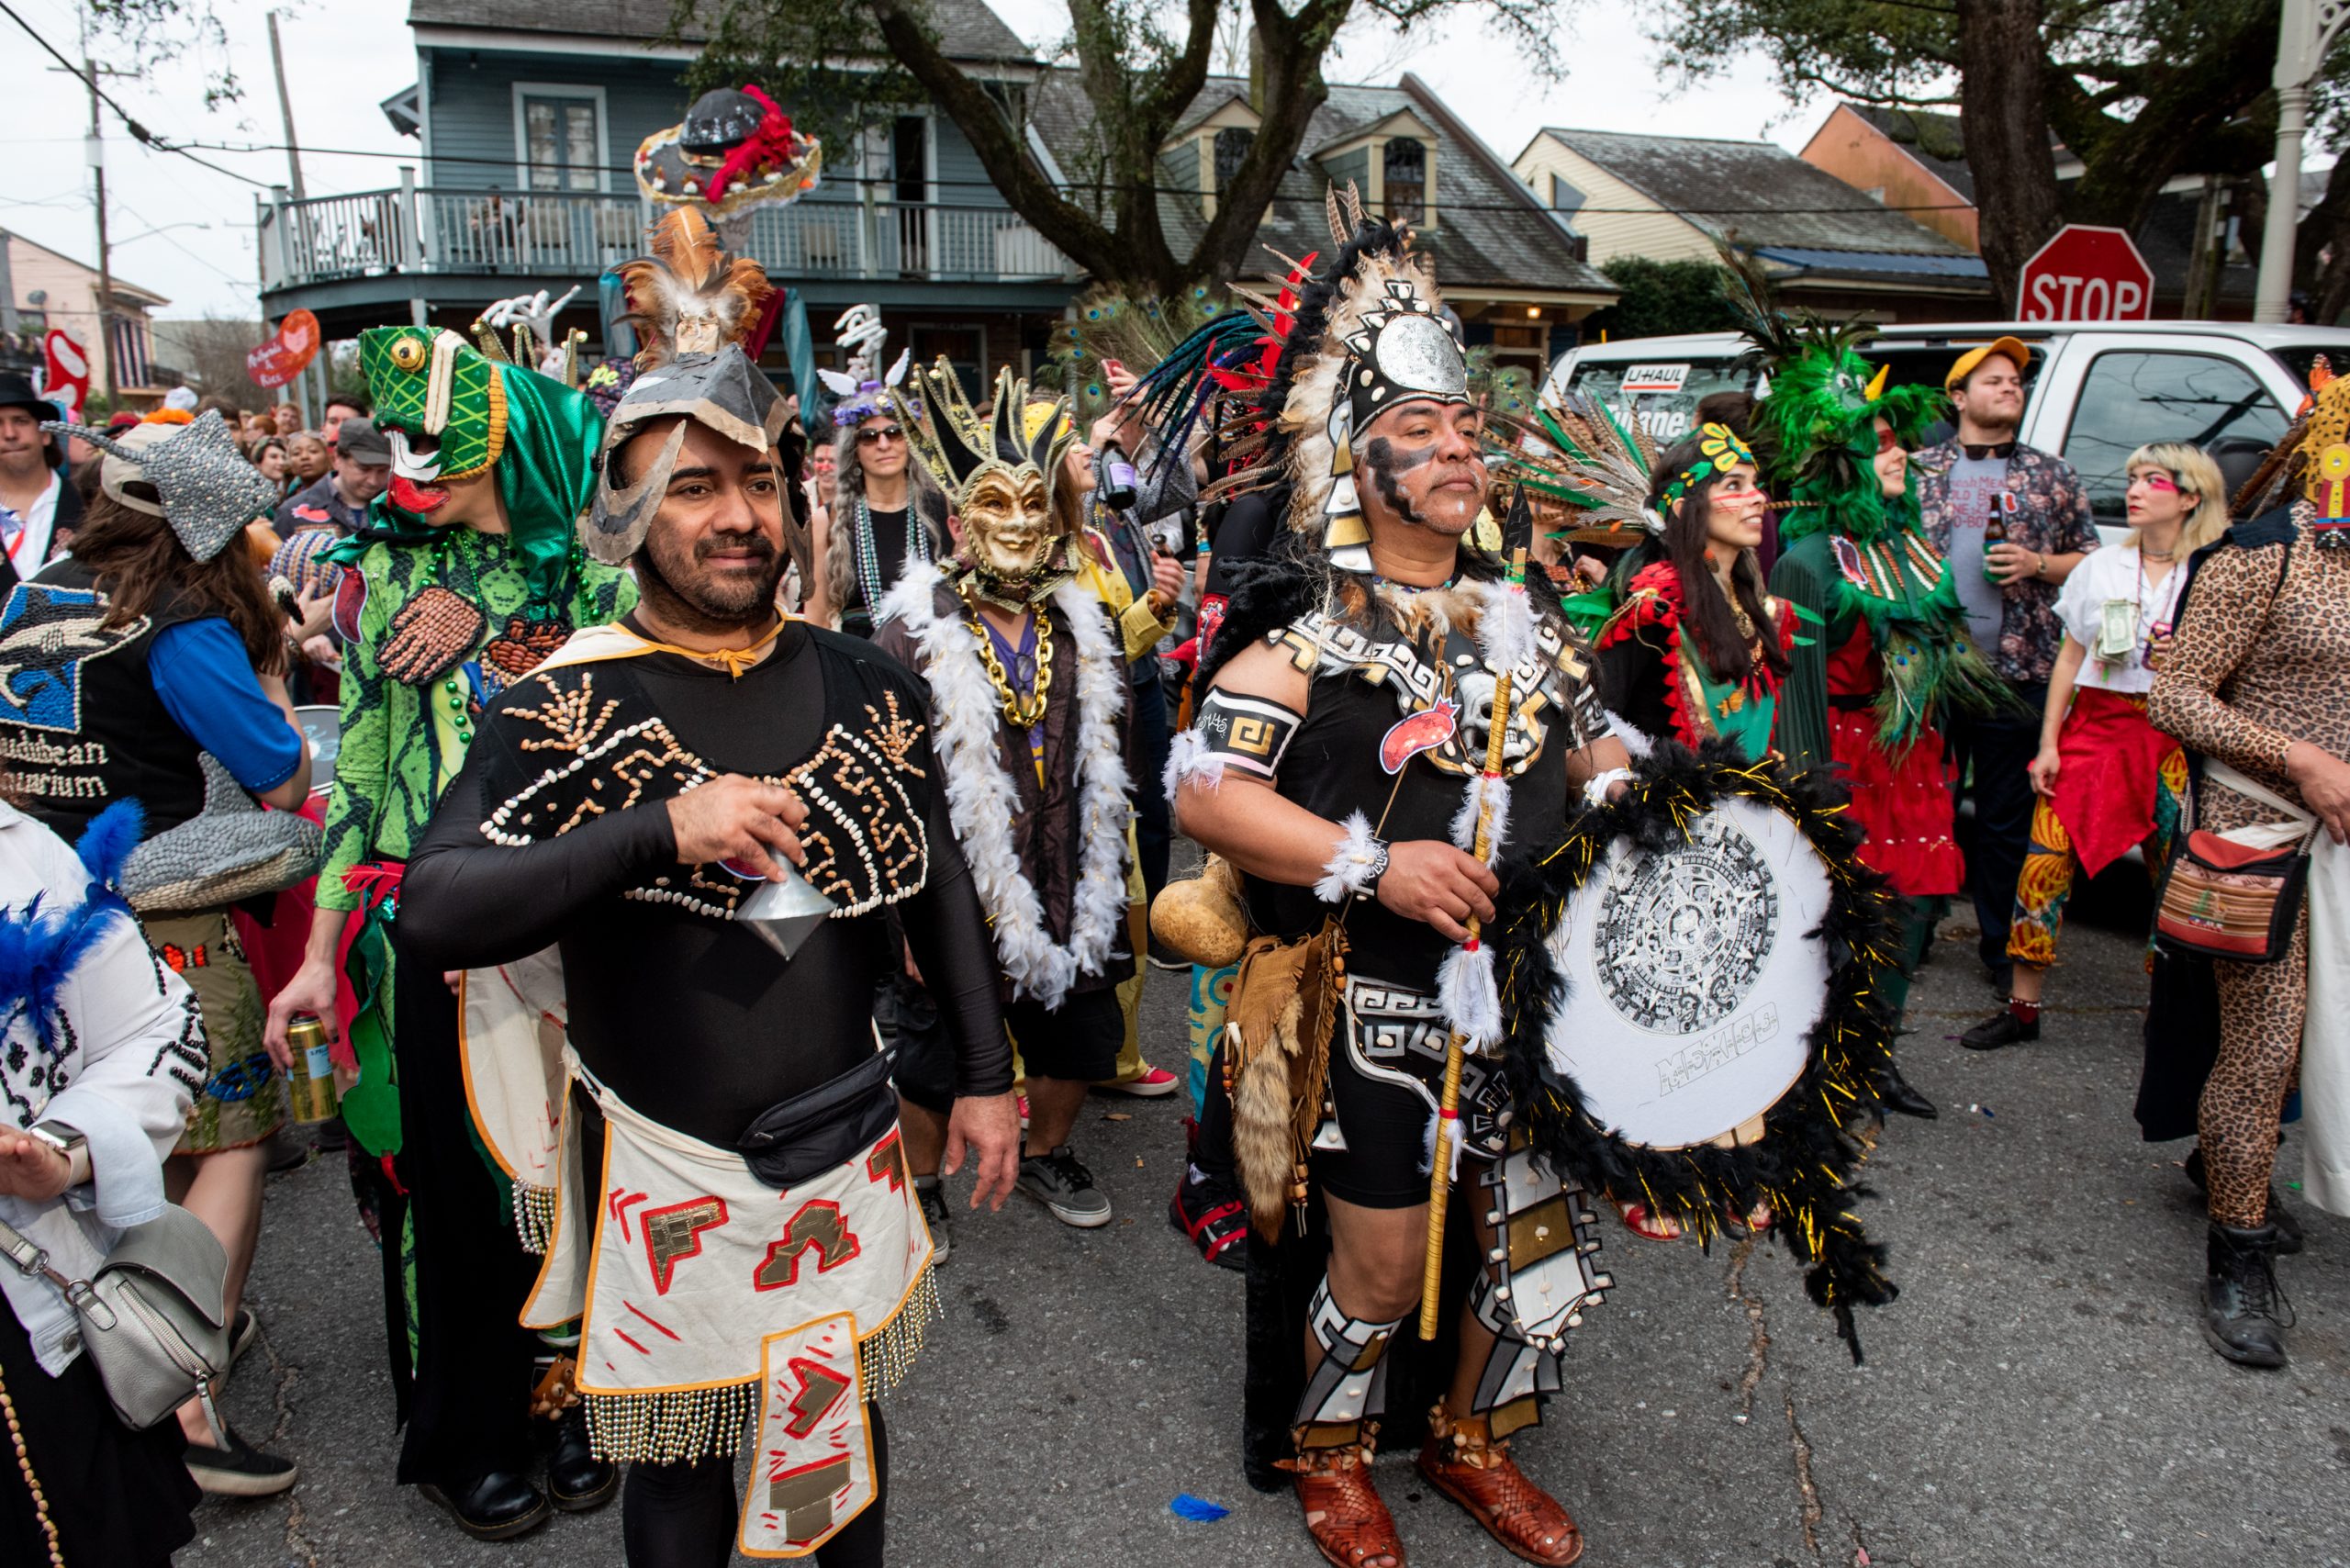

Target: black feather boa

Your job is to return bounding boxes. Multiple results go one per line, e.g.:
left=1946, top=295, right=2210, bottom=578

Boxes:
left=1489, top=736, right=1903, bottom=1360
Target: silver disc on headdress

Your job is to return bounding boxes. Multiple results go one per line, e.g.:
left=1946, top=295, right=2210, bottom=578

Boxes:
left=1539, top=796, right=1831, bottom=1149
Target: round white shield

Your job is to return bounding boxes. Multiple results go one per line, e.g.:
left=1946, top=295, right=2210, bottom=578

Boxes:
left=1539, top=795, right=1831, bottom=1150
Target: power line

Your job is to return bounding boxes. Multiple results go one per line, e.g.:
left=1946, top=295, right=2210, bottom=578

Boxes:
left=0, top=0, right=273, bottom=191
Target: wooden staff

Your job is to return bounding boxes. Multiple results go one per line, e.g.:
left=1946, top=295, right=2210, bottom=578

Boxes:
left=1420, top=552, right=1523, bottom=1339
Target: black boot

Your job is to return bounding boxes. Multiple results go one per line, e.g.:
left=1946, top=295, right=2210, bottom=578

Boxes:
left=2181, top=1145, right=2301, bottom=1254
left=2201, top=1223, right=2292, bottom=1369
left=1875, top=1062, right=1937, bottom=1119
left=544, top=1402, right=618, bottom=1513
left=419, top=1470, right=551, bottom=1540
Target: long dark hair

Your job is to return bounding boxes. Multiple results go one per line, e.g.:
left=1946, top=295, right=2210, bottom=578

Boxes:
left=71, top=493, right=286, bottom=676
left=1645, top=432, right=1785, bottom=687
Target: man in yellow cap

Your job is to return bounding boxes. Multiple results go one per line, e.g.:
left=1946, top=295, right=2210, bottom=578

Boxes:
left=1910, top=337, right=2100, bottom=1043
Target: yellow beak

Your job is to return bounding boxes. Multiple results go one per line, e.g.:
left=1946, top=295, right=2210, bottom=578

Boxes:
left=1864, top=364, right=1890, bottom=402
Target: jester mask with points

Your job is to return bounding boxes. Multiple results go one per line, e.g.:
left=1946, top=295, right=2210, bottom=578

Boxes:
left=892, top=360, right=1077, bottom=610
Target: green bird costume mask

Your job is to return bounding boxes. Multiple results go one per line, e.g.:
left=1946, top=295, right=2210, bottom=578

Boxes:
left=352, top=325, right=605, bottom=619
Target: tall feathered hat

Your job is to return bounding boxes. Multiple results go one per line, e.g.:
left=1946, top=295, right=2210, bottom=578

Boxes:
left=585, top=208, right=795, bottom=568
left=890, top=358, right=1075, bottom=520
left=1505, top=395, right=1758, bottom=546
left=40, top=409, right=277, bottom=562
left=1178, top=186, right=1469, bottom=570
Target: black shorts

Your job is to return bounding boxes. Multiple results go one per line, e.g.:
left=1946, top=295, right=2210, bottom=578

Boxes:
left=1006, top=986, right=1125, bottom=1084
left=1308, top=976, right=1505, bottom=1210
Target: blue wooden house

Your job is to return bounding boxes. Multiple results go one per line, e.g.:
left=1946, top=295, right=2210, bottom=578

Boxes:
left=258, top=0, right=1075, bottom=381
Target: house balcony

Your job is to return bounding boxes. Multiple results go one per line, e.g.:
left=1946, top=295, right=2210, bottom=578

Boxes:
left=254, top=181, right=1080, bottom=331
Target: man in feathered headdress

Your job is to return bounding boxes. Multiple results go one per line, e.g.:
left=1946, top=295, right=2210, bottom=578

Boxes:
left=397, top=207, right=1019, bottom=1562
left=869, top=360, right=1139, bottom=1237
left=1165, top=194, right=1629, bottom=1568
left=260, top=301, right=634, bottom=1538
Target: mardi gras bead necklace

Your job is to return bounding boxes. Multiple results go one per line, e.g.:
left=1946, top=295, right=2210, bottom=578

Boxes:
left=854, top=496, right=932, bottom=622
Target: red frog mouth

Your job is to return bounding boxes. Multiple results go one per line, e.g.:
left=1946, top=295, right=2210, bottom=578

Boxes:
left=389, top=475, right=450, bottom=514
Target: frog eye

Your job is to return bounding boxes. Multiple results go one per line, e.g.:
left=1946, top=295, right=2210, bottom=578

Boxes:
left=390, top=336, right=427, bottom=372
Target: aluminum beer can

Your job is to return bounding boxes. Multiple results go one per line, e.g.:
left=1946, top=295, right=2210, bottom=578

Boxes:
left=285, top=1013, right=339, bottom=1124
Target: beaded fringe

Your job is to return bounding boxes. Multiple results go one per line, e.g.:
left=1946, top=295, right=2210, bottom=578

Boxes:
left=860, top=1263, right=941, bottom=1398
left=580, top=1263, right=943, bottom=1465
left=514, top=1182, right=558, bottom=1256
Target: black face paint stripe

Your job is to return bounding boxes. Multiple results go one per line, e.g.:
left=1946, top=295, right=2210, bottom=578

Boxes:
left=1364, top=435, right=1438, bottom=529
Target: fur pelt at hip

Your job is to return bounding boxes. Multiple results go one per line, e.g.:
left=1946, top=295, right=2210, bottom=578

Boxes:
left=1224, top=924, right=1347, bottom=1238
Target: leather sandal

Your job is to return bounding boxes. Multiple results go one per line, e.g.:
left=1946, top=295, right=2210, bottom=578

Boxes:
left=1280, top=1440, right=1406, bottom=1568
left=1416, top=1406, right=1583, bottom=1566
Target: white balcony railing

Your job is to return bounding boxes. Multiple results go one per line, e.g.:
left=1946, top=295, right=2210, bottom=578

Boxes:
left=255, top=182, right=1073, bottom=295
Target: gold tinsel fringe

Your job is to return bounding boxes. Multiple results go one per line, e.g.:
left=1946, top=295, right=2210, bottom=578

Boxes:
left=514, top=1182, right=558, bottom=1256
left=579, top=1265, right=942, bottom=1465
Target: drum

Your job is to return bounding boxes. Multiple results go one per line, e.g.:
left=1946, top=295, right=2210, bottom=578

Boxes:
left=1490, top=743, right=1902, bottom=1356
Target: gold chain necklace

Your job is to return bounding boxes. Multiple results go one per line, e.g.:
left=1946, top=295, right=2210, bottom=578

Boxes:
left=970, top=610, right=1054, bottom=728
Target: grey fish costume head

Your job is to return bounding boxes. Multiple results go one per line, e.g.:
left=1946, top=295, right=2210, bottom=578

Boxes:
left=581, top=207, right=807, bottom=573
left=41, top=409, right=279, bottom=563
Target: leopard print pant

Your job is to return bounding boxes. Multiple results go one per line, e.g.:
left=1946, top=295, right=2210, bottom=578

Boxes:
left=2196, top=777, right=2304, bottom=1229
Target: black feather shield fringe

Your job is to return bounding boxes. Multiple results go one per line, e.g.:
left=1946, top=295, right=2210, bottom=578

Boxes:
left=1489, top=737, right=1903, bottom=1361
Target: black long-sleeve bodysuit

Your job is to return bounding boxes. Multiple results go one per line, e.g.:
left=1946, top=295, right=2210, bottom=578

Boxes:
left=400, top=618, right=1011, bottom=1148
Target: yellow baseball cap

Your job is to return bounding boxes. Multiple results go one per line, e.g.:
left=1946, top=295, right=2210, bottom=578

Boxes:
left=1944, top=336, right=2031, bottom=391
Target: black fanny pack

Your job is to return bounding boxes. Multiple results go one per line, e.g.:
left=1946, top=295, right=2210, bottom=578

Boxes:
left=734, top=1047, right=900, bottom=1189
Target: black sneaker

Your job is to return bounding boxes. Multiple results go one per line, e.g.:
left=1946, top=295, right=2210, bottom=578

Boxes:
left=185, top=1425, right=299, bottom=1496
left=1016, top=1147, right=1113, bottom=1228
left=1961, top=1009, right=2040, bottom=1050
left=915, top=1176, right=953, bottom=1265
left=229, top=1306, right=259, bottom=1368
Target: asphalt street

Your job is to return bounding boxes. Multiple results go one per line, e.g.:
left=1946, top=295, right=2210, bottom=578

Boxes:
left=176, top=869, right=2349, bottom=1568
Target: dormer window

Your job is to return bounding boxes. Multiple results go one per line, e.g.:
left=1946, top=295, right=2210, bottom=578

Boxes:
left=1214, top=128, right=1254, bottom=195
left=1382, top=138, right=1426, bottom=225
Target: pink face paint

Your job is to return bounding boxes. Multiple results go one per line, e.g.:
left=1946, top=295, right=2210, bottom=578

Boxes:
left=2138, top=470, right=2179, bottom=494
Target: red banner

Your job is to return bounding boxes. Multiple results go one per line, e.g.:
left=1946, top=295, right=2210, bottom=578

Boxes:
left=247, top=309, right=321, bottom=389
left=40, top=330, right=89, bottom=422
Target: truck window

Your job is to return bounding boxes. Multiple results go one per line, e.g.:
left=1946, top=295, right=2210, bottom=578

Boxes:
left=1566, top=361, right=1757, bottom=444
left=2061, top=352, right=2286, bottom=530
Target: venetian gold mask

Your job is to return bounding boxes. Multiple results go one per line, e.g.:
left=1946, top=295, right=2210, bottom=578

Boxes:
left=960, top=467, right=1057, bottom=583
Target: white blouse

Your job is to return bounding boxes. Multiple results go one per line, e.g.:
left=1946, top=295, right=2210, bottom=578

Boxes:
left=2053, top=545, right=2188, bottom=695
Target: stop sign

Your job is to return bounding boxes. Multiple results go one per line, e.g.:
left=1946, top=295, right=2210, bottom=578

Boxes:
left=2018, top=226, right=2154, bottom=321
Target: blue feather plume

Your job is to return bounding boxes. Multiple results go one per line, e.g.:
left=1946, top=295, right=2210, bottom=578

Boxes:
left=75, top=799, right=144, bottom=890
left=1169, top=1494, right=1229, bottom=1522
left=0, top=886, right=131, bottom=1061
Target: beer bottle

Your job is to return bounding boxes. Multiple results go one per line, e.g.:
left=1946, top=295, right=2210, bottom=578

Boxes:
left=1983, top=500, right=2009, bottom=588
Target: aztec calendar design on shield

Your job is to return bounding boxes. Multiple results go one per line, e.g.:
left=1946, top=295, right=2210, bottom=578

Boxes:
left=1592, top=812, right=1778, bottom=1032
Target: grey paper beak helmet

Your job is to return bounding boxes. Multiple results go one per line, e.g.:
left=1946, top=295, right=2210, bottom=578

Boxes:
left=582, top=345, right=789, bottom=566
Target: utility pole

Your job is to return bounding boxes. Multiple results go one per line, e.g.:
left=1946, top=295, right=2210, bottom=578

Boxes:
left=85, top=51, right=117, bottom=405
left=265, top=10, right=305, bottom=201
left=2256, top=0, right=2350, bottom=322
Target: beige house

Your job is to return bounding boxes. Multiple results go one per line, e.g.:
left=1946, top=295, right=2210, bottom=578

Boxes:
left=3, top=232, right=170, bottom=402
left=1511, top=127, right=1995, bottom=321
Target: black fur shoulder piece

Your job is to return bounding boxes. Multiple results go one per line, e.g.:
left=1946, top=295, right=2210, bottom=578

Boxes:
left=1489, top=737, right=1903, bottom=1361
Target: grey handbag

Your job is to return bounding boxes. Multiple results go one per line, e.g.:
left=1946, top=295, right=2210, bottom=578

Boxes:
left=0, top=1204, right=232, bottom=1432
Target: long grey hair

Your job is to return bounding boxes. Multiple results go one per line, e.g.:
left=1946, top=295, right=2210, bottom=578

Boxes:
left=826, top=417, right=952, bottom=613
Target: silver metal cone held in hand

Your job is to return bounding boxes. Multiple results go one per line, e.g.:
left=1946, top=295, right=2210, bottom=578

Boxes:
left=737, top=861, right=835, bottom=959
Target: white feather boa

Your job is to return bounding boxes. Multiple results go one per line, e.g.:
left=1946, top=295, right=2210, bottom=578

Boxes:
left=881, top=563, right=1131, bottom=1009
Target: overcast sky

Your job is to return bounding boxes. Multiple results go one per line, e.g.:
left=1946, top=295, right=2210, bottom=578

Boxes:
left=3, top=0, right=1830, bottom=321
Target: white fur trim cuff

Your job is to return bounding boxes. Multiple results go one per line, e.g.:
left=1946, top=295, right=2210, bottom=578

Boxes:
left=1314, top=811, right=1387, bottom=904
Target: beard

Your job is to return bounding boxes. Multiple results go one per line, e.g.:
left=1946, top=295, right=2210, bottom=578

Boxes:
left=638, top=520, right=784, bottom=632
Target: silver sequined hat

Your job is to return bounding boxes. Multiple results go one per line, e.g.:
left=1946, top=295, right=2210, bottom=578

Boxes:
left=41, top=409, right=280, bottom=563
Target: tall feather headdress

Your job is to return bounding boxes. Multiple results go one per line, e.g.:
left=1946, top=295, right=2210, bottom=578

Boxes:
left=1501, top=391, right=1662, bottom=546
left=615, top=207, right=775, bottom=370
